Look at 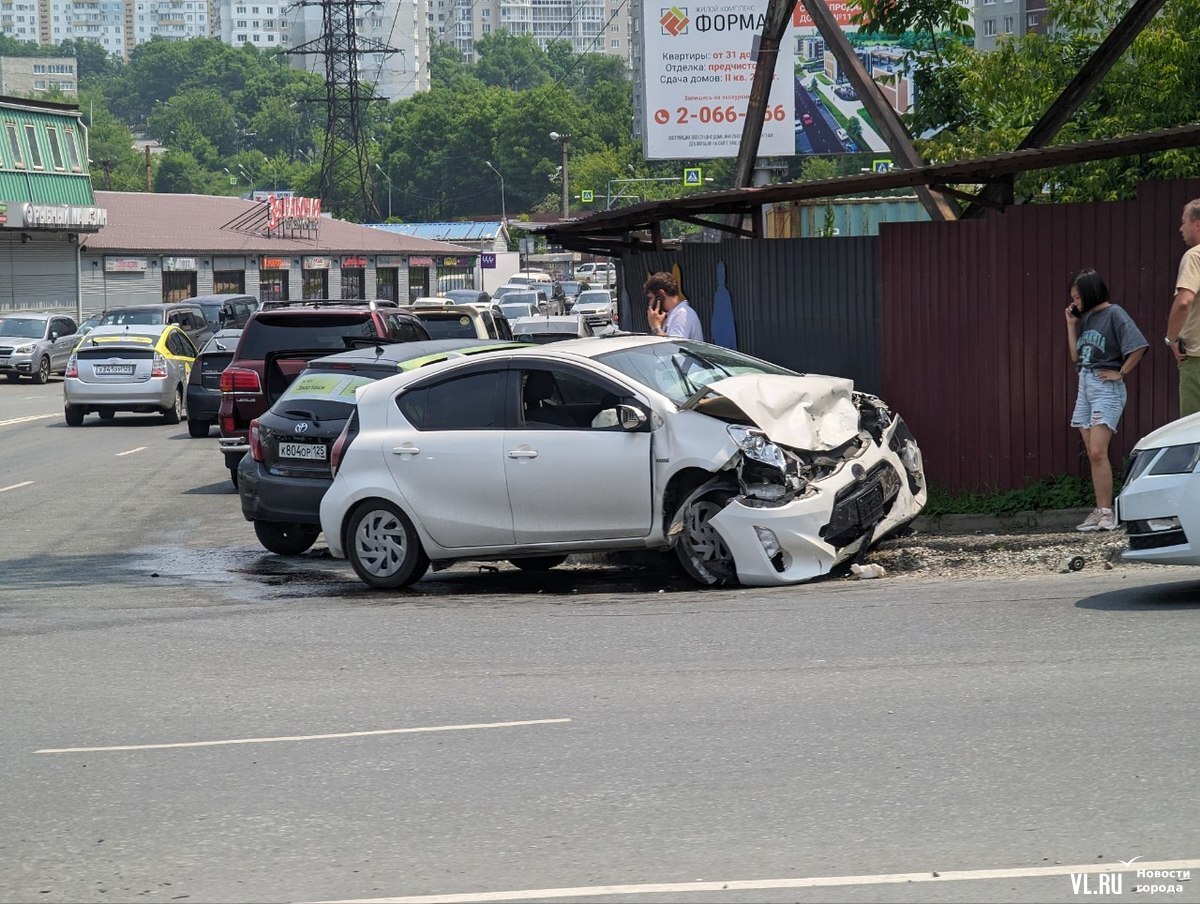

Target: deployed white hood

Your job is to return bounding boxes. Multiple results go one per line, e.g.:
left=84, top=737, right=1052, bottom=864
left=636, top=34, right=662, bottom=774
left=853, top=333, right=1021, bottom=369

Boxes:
left=687, top=373, right=861, bottom=450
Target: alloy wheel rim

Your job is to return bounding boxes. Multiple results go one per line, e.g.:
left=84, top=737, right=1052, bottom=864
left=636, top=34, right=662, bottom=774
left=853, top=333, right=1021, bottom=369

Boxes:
left=39, top=359, right=49, bottom=380
left=354, top=510, right=408, bottom=577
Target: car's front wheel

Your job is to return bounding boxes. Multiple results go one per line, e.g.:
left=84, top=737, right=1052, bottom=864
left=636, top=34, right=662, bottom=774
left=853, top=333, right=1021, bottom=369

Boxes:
left=162, top=386, right=183, bottom=424
left=187, top=418, right=210, bottom=438
left=510, top=555, right=568, bottom=571
left=64, top=405, right=85, bottom=427
left=675, top=490, right=738, bottom=586
left=33, top=357, right=50, bottom=385
left=347, top=500, right=429, bottom=589
left=254, top=521, right=321, bottom=556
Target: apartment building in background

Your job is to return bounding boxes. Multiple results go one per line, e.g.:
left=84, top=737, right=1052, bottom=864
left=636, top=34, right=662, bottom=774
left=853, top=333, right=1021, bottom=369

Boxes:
left=0, top=54, right=77, bottom=94
left=975, top=0, right=1051, bottom=50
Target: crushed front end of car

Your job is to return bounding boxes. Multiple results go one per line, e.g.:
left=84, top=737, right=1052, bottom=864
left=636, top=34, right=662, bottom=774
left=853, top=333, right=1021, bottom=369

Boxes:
left=672, top=374, right=926, bottom=586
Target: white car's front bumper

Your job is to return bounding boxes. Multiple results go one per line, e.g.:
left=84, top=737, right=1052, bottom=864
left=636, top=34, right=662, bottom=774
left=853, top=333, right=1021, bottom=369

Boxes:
left=1118, top=465, right=1200, bottom=566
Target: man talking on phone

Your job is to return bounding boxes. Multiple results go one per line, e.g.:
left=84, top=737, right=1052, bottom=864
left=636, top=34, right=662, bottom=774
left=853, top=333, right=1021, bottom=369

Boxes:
left=644, top=271, right=705, bottom=340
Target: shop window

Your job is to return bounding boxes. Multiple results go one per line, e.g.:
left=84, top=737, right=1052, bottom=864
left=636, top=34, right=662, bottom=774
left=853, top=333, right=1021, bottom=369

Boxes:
left=303, top=269, right=328, bottom=299
left=259, top=270, right=289, bottom=302
left=213, top=270, right=245, bottom=294
left=45, top=126, right=65, bottom=170
left=6, top=122, right=24, bottom=168
left=376, top=268, right=398, bottom=302
left=408, top=267, right=430, bottom=301
left=341, top=268, right=365, bottom=300
left=24, top=123, right=43, bottom=169
left=63, top=127, right=81, bottom=171
left=162, top=271, right=197, bottom=303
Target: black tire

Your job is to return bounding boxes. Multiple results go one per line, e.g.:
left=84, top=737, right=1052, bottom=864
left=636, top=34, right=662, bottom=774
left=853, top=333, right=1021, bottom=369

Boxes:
left=254, top=521, right=321, bottom=556
left=229, top=466, right=240, bottom=489
left=346, top=500, right=429, bottom=589
left=187, top=418, right=210, bottom=438
left=510, top=555, right=568, bottom=571
left=98, top=408, right=115, bottom=421
left=674, top=489, right=738, bottom=586
left=64, top=405, right=85, bottom=427
left=162, top=386, right=183, bottom=424
left=32, top=357, right=50, bottom=385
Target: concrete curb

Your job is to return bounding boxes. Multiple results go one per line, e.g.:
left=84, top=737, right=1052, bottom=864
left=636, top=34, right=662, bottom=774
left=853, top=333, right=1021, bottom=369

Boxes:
left=912, top=507, right=1095, bottom=536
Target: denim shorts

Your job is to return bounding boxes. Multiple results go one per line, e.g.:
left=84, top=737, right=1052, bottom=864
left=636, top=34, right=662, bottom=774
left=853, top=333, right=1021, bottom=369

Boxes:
left=1071, top=369, right=1127, bottom=432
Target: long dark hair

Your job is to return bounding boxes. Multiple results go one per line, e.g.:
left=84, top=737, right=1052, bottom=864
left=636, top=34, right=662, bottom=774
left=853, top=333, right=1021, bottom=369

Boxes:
left=1071, top=268, right=1110, bottom=312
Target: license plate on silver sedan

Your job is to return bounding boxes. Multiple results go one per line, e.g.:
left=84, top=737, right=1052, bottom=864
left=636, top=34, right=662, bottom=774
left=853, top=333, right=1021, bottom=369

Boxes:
left=278, top=442, right=327, bottom=461
left=94, top=364, right=135, bottom=376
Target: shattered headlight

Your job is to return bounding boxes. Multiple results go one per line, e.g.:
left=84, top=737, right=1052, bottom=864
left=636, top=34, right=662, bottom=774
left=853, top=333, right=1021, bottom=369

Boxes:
left=728, top=425, right=786, bottom=472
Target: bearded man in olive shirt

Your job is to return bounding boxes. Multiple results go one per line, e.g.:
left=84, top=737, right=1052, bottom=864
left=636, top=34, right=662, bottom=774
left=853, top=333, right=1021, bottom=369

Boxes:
left=1166, top=198, right=1200, bottom=416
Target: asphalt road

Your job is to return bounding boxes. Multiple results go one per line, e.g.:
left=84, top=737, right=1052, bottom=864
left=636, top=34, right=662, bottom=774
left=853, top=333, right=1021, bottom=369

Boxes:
left=3, top=380, right=1200, bottom=904
left=794, top=80, right=843, bottom=155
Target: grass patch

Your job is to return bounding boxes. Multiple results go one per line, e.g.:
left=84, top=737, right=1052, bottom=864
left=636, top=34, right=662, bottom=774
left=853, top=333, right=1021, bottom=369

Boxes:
left=856, top=106, right=878, bottom=136
left=921, top=474, right=1118, bottom=518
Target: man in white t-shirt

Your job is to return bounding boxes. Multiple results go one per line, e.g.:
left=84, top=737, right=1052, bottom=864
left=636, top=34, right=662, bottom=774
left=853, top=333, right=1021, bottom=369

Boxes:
left=1166, top=198, right=1200, bottom=416
left=644, top=271, right=704, bottom=341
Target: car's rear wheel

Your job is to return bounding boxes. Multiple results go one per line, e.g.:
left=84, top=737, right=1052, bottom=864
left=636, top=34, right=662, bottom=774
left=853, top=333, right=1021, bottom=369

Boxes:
left=162, top=386, right=183, bottom=424
left=33, top=357, right=50, bottom=385
left=675, top=489, right=738, bottom=586
left=254, top=521, right=321, bottom=556
left=64, top=405, right=85, bottom=427
left=347, top=500, right=429, bottom=589
left=510, top=555, right=568, bottom=571
left=187, top=418, right=210, bottom=438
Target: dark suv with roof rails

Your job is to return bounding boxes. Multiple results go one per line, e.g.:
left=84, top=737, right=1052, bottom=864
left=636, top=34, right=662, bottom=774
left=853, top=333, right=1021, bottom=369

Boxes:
left=217, top=300, right=430, bottom=486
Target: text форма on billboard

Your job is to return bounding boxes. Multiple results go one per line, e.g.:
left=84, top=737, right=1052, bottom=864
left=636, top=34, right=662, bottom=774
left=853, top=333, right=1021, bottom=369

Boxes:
left=642, top=0, right=794, bottom=160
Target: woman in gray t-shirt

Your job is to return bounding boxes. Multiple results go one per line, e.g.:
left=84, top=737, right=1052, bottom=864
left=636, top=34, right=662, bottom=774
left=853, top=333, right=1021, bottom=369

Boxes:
left=1064, top=268, right=1149, bottom=532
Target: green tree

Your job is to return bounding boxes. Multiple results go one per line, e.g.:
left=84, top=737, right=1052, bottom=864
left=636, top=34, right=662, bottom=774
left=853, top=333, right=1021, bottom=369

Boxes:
left=153, top=150, right=205, bottom=193
left=474, top=31, right=550, bottom=91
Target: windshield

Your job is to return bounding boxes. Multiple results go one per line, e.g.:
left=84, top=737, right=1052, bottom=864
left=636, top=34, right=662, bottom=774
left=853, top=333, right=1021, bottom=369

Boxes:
left=501, top=303, right=537, bottom=319
left=0, top=317, right=45, bottom=338
left=100, top=308, right=165, bottom=327
left=595, top=341, right=796, bottom=406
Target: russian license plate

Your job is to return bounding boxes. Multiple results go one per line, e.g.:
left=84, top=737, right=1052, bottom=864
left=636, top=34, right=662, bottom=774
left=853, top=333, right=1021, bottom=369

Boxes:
left=856, top=482, right=885, bottom=524
left=94, top=364, right=135, bottom=375
left=278, top=441, right=327, bottom=461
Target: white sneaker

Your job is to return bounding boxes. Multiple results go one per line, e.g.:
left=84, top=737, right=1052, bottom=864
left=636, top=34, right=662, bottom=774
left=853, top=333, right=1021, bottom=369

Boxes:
left=1076, top=508, right=1104, bottom=531
left=1096, top=508, right=1118, bottom=531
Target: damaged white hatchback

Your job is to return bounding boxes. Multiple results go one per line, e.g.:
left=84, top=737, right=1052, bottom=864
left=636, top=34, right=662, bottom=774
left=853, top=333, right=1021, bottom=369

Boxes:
left=319, top=336, right=926, bottom=589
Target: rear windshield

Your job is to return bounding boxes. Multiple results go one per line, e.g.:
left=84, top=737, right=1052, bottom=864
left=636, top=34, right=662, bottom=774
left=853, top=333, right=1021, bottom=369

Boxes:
left=275, top=371, right=375, bottom=416
left=99, top=309, right=164, bottom=327
left=239, top=313, right=376, bottom=359
left=417, top=316, right=480, bottom=339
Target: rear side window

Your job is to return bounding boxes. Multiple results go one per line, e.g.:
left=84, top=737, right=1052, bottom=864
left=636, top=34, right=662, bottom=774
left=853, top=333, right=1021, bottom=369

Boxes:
left=400, top=370, right=506, bottom=431
left=238, top=313, right=376, bottom=359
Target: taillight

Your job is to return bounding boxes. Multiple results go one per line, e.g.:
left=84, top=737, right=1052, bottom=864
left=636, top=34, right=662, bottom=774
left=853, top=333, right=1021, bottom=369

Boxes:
left=220, top=367, right=262, bottom=393
left=330, top=411, right=359, bottom=477
left=220, top=414, right=236, bottom=434
left=64, top=354, right=77, bottom=378
left=151, top=353, right=167, bottom=378
left=248, top=418, right=263, bottom=462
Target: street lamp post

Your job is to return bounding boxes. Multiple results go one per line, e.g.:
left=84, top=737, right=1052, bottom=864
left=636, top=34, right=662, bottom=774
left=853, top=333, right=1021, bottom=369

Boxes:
left=374, top=164, right=393, bottom=220
left=484, top=160, right=506, bottom=226
left=549, top=131, right=570, bottom=219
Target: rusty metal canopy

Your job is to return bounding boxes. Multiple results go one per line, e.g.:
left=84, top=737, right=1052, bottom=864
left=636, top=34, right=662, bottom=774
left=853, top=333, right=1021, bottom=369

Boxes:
left=539, top=124, right=1200, bottom=254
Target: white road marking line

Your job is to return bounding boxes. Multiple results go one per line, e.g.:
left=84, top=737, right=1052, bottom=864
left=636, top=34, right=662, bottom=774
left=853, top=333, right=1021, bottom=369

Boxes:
left=115, top=446, right=147, bottom=456
left=36, top=717, right=572, bottom=754
left=306, top=858, right=1200, bottom=904
left=0, top=413, right=57, bottom=427
left=0, top=480, right=34, bottom=493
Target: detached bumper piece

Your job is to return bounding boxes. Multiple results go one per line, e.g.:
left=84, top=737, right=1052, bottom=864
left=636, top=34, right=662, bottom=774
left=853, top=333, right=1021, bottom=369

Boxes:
left=820, top=462, right=903, bottom=549
left=1125, top=519, right=1189, bottom=551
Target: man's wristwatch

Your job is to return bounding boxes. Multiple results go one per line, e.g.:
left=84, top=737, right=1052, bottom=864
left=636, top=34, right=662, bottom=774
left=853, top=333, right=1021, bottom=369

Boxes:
left=1166, top=336, right=1178, bottom=346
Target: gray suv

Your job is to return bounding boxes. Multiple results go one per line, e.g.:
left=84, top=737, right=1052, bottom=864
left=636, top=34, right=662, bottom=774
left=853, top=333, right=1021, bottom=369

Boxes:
left=0, top=312, right=80, bottom=383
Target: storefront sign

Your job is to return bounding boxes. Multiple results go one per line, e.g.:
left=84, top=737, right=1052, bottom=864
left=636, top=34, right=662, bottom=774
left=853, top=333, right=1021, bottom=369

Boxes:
left=342, top=256, right=367, bottom=268
left=20, top=203, right=108, bottom=229
left=105, top=257, right=148, bottom=272
left=481, top=253, right=497, bottom=269
left=162, top=256, right=197, bottom=271
left=266, top=195, right=321, bottom=231
left=408, top=256, right=435, bottom=267
left=0, top=202, right=7, bottom=227
left=302, top=256, right=331, bottom=270
left=376, top=255, right=403, bottom=267
left=260, top=257, right=290, bottom=270
left=437, top=256, right=475, bottom=267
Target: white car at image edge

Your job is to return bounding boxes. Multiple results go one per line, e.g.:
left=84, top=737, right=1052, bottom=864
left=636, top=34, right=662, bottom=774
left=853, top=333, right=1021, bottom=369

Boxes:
left=319, top=336, right=926, bottom=590
left=1117, top=412, right=1200, bottom=565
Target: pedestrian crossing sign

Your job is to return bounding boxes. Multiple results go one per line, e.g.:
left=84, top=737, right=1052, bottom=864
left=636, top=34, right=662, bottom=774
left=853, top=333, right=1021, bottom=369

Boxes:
left=873, top=159, right=893, bottom=173
left=580, top=190, right=594, bottom=203
left=683, top=167, right=703, bottom=186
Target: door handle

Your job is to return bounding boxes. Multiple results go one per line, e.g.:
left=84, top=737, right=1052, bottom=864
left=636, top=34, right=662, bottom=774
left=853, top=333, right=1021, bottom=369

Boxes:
left=507, top=450, right=538, bottom=459
left=391, top=445, right=420, bottom=456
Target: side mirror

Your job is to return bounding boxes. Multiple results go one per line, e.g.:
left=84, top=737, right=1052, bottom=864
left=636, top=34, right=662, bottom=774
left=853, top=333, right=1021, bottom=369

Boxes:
left=617, top=403, right=649, bottom=432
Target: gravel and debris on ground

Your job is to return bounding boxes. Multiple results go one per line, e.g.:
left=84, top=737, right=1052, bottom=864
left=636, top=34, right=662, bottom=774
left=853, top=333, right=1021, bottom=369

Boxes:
left=861, top=526, right=1159, bottom=582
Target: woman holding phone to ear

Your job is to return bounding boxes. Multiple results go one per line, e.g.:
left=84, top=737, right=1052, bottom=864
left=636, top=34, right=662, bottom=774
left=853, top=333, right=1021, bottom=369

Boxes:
left=644, top=271, right=704, bottom=340
left=1065, top=268, right=1148, bottom=531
